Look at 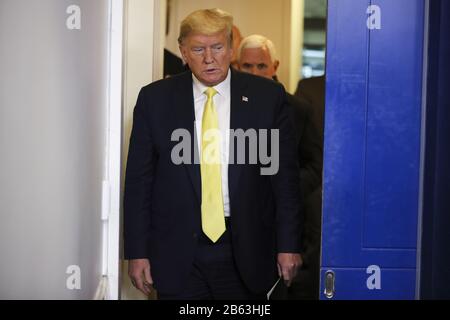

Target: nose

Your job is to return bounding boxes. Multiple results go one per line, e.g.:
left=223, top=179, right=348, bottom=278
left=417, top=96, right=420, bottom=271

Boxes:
left=203, top=48, right=214, bottom=64
left=249, top=67, right=258, bottom=75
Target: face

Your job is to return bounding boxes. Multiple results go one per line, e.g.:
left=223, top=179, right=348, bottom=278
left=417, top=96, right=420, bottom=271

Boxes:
left=238, top=47, right=279, bottom=79
left=179, top=30, right=233, bottom=86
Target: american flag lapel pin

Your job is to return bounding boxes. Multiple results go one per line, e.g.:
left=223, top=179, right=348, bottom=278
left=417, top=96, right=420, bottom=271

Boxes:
left=242, top=96, right=249, bottom=102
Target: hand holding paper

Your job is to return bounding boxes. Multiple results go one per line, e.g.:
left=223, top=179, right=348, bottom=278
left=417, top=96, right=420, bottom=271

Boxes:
left=277, top=253, right=303, bottom=287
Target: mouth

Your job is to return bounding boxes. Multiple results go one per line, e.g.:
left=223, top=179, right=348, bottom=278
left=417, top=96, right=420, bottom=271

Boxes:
left=204, top=68, right=219, bottom=75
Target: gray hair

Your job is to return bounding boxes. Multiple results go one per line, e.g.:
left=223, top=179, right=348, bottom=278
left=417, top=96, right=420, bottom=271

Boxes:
left=237, top=34, right=278, bottom=63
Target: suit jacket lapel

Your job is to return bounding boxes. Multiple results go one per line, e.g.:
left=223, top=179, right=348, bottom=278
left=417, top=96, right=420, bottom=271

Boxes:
left=229, top=69, right=249, bottom=203
left=174, top=71, right=202, bottom=204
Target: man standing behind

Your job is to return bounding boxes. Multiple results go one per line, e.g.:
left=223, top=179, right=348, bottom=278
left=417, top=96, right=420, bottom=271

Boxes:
left=124, top=9, right=302, bottom=300
left=237, top=35, right=323, bottom=299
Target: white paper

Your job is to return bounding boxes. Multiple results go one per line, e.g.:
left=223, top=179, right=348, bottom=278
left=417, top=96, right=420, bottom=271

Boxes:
left=266, top=277, right=281, bottom=300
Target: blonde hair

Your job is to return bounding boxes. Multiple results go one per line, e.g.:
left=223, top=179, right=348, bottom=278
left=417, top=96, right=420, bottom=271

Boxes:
left=178, top=8, right=234, bottom=45
left=237, top=34, right=278, bottom=63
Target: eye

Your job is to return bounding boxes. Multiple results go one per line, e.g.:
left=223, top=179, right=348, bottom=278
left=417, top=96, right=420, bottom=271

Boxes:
left=192, top=47, right=204, bottom=54
left=212, top=44, right=224, bottom=52
left=257, top=64, right=268, bottom=70
left=242, top=63, right=252, bottom=69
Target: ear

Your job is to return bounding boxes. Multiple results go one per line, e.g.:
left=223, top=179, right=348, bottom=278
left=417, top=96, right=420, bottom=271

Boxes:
left=179, top=45, right=188, bottom=62
left=228, top=45, right=235, bottom=60
left=273, top=60, right=280, bottom=73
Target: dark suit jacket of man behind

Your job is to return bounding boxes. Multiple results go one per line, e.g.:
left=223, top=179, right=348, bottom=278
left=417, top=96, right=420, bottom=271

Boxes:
left=124, top=68, right=302, bottom=295
left=293, top=75, right=325, bottom=299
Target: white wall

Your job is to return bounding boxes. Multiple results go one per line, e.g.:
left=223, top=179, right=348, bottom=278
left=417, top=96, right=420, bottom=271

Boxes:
left=165, top=0, right=304, bottom=93
left=122, top=0, right=165, bottom=154
left=0, top=0, right=109, bottom=299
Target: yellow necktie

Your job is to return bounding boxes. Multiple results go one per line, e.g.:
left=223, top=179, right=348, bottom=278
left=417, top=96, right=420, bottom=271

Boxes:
left=201, top=87, right=226, bottom=242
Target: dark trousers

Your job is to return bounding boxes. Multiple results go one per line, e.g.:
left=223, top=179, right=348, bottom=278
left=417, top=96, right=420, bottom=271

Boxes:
left=158, top=219, right=265, bottom=300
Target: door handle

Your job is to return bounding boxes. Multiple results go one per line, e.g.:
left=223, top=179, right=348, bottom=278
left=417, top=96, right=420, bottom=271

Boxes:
left=324, top=270, right=335, bottom=299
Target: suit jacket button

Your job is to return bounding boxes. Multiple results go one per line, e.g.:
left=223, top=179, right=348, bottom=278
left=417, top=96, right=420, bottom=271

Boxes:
left=193, top=233, right=198, bottom=239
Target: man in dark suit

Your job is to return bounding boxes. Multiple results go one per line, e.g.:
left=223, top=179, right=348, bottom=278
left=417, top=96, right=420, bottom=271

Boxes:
left=295, top=75, right=325, bottom=149
left=237, top=34, right=323, bottom=299
left=124, top=9, right=302, bottom=300
left=293, top=76, right=325, bottom=299
left=163, top=48, right=188, bottom=78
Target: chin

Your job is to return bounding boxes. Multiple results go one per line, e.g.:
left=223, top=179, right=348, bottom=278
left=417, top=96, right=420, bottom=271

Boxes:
left=204, top=74, right=225, bottom=86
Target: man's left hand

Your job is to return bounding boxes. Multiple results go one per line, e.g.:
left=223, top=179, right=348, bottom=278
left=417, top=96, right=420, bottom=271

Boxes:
left=277, top=253, right=303, bottom=287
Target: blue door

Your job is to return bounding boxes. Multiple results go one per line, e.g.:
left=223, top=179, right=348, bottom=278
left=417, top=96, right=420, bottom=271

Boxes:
left=321, top=0, right=425, bottom=299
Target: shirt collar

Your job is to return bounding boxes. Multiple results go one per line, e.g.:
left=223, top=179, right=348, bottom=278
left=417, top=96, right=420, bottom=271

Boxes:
left=192, top=68, right=231, bottom=100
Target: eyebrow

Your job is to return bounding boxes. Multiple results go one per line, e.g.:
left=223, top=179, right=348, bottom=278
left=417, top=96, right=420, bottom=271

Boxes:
left=242, top=63, right=268, bottom=67
left=190, top=41, right=224, bottom=47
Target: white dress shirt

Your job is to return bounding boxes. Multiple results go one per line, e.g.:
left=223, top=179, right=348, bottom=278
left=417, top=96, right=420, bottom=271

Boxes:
left=192, top=70, right=231, bottom=217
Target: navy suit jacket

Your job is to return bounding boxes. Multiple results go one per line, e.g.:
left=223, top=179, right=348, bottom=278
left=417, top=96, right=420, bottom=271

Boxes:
left=124, top=69, right=302, bottom=295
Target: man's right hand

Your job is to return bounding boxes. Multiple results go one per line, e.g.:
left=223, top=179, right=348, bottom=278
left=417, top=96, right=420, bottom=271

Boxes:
left=128, top=259, right=153, bottom=296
